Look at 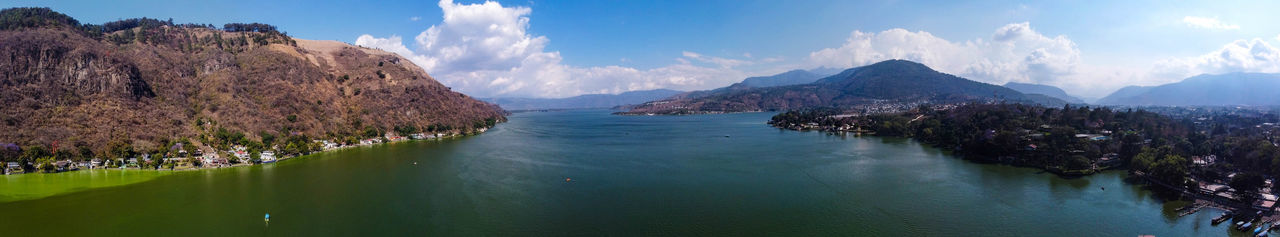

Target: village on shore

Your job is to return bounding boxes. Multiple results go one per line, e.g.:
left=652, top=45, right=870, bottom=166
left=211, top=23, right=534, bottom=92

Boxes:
left=2, top=129, right=485, bottom=175
left=770, top=102, right=1280, bottom=234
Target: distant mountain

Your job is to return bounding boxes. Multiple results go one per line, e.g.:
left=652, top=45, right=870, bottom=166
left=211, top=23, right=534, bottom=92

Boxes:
left=671, top=68, right=851, bottom=100
left=1095, top=73, right=1280, bottom=106
left=1095, top=86, right=1153, bottom=105
left=737, top=70, right=822, bottom=88
left=735, top=67, right=844, bottom=88
left=1003, top=82, right=1085, bottom=104
left=806, top=67, right=845, bottom=78
left=486, top=89, right=683, bottom=110
left=623, top=60, right=1064, bottom=114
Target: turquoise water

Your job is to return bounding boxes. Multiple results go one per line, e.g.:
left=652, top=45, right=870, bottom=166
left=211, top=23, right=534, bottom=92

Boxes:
left=0, top=110, right=1251, bottom=236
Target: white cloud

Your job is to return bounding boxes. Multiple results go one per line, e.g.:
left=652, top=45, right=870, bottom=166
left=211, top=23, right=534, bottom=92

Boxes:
left=1153, top=38, right=1280, bottom=78
left=359, top=1, right=1280, bottom=100
left=682, top=51, right=750, bottom=68
left=806, top=22, right=1081, bottom=87
left=409, top=16, right=421, bottom=21
left=358, top=0, right=758, bottom=98
left=1182, top=16, right=1240, bottom=30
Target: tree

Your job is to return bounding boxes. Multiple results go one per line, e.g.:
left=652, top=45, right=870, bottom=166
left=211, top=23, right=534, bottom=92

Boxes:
left=259, top=132, right=277, bottom=147
left=109, top=140, right=136, bottom=160
left=1066, top=155, right=1092, bottom=170
left=363, top=126, right=381, bottom=138
left=35, top=156, right=55, bottom=173
left=1230, top=172, right=1265, bottom=203
left=20, top=145, right=50, bottom=164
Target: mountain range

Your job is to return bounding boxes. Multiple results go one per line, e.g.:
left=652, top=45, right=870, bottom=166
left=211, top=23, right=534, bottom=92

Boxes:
left=484, top=89, right=683, bottom=111
left=1096, top=72, right=1280, bottom=106
left=0, top=8, right=505, bottom=153
left=1002, top=82, right=1085, bottom=104
left=623, top=60, right=1065, bottom=114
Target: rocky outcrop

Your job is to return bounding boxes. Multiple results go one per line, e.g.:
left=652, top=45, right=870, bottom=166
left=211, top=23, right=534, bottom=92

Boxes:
left=0, top=9, right=505, bottom=154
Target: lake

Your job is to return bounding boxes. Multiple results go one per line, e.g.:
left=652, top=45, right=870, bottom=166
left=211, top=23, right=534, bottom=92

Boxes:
left=0, top=110, right=1252, bottom=236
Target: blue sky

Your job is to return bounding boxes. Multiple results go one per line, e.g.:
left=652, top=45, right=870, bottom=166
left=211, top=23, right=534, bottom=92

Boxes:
left=7, top=0, right=1280, bottom=98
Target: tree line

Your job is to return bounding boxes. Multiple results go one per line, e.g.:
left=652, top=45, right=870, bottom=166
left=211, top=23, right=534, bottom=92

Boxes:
left=770, top=103, right=1280, bottom=192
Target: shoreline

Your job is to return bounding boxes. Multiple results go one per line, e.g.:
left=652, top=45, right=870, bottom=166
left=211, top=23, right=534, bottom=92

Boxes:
left=0, top=132, right=481, bottom=203
left=2, top=131, right=482, bottom=176
left=770, top=126, right=1117, bottom=178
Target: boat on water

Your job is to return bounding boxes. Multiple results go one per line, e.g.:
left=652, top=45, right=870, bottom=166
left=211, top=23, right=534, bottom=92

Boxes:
left=1255, top=223, right=1269, bottom=235
left=265, top=213, right=271, bottom=222
left=1240, top=222, right=1254, bottom=231
left=1213, top=212, right=1233, bottom=225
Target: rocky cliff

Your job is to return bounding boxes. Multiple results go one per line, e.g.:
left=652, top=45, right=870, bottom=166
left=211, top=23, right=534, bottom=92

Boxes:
left=0, top=8, right=505, bottom=155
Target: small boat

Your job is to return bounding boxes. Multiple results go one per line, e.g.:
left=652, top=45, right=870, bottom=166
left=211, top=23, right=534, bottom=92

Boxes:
left=265, top=213, right=271, bottom=222
left=1257, top=232, right=1268, bottom=237
left=1256, top=223, right=1269, bottom=235
left=1213, top=212, right=1232, bottom=225
left=1240, top=222, right=1254, bottom=231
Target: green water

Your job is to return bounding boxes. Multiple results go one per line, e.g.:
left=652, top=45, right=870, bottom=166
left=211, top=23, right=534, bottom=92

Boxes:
left=0, top=110, right=1256, bottom=236
left=1, top=169, right=176, bottom=202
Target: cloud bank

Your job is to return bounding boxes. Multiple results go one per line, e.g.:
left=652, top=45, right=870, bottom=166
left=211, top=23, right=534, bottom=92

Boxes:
left=1182, top=16, right=1240, bottom=30
left=806, top=22, right=1093, bottom=92
left=1154, top=38, right=1280, bottom=78
left=357, top=0, right=757, bottom=98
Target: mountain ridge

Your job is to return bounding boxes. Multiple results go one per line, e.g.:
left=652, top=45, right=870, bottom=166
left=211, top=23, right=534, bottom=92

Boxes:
left=1095, top=72, right=1280, bottom=106
left=622, top=59, right=1065, bottom=114
left=0, top=7, right=505, bottom=156
left=484, top=89, right=683, bottom=110
left=1003, top=82, right=1085, bottom=104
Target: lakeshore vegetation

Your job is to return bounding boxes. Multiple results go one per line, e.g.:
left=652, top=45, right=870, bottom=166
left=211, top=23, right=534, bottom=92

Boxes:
left=771, top=103, right=1280, bottom=203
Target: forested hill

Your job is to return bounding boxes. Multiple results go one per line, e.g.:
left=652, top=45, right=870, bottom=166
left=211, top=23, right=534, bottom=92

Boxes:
left=622, top=59, right=1064, bottom=114
left=0, top=7, right=505, bottom=159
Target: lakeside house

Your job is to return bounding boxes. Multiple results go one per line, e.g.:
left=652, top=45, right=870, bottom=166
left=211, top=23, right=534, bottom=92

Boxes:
left=385, top=132, right=408, bottom=142
left=1097, top=153, right=1120, bottom=166
left=315, top=140, right=340, bottom=150
left=1191, top=155, right=1218, bottom=166
left=170, top=143, right=187, bottom=157
left=261, top=151, right=276, bottom=163
left=202, top=153, right=228, bottom=167
left=5, top=162, right=22, bottom=174
left=54, top=160, right=72, bottom=171
left=230, top=145, right=249, bottom=162
left=1074, top=133, right=1109, bottom=141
